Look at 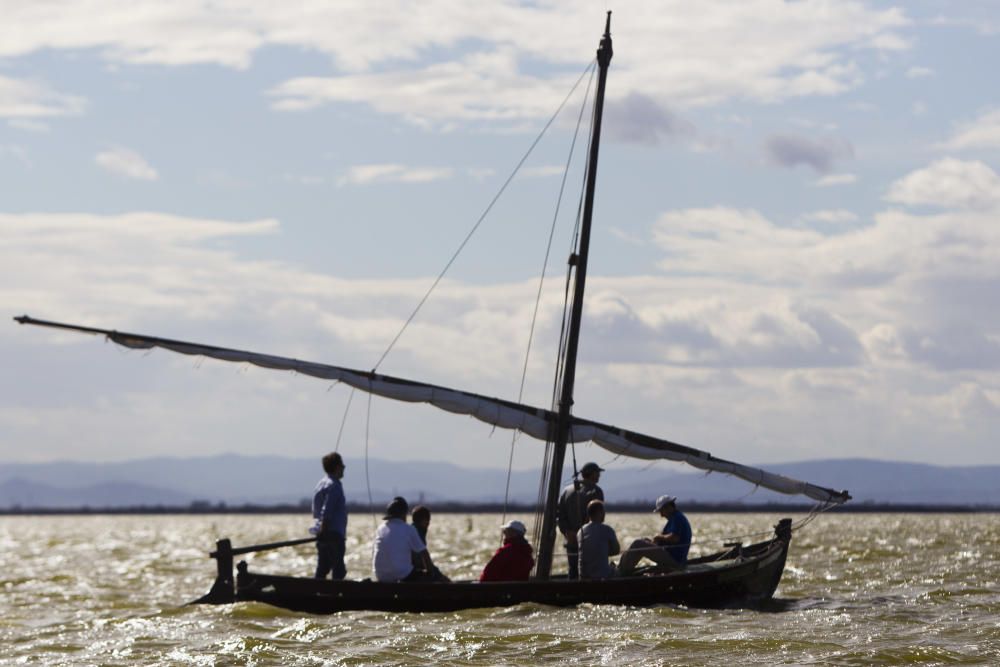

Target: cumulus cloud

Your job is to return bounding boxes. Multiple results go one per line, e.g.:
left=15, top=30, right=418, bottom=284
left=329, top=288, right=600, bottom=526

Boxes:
left=939, top=108, right=1000, bottom=151
left=884, top=158, right=1000, bottom=210
left=814, top=173, right=858, bottom=187
left=0, top=75, right=86, bottom=118
left=5, top=186, right=1000, bottom=464
left=337, top=164, right=454, bottom=186
left=799, top=209, right=859, bottom=225
left=95, top=147, right=160, bottom=181
left=0, top=2, right=908, bottom=127
left=764, top=133, right=854, bottom=173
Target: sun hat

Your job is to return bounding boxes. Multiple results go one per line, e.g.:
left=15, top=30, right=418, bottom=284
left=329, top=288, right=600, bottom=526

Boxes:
left=501, top=519, right=527, bottom=535
left=580, top=462, right=605, bottom=475
left=654, top=495, right=677, bottom=512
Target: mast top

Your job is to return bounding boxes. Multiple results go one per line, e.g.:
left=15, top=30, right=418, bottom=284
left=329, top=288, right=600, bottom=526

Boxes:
left=599, top=11, right=613, bottom=65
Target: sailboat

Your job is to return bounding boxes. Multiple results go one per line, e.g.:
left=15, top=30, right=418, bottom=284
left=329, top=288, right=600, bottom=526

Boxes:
left=15, top=13, right=849, bottom=613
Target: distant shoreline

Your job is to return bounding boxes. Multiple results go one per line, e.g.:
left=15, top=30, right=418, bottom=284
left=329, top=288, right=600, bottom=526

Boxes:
left=2, top=501, right=998, bottom=515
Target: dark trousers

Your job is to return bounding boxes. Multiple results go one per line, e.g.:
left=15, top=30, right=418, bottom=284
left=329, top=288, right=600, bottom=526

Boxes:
left=315, top=532, right=346, bottom=580
left=565, top=543, right=579, bottom=580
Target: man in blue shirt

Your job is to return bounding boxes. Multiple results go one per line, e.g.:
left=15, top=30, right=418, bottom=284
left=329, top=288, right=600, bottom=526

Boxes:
left=616, top=494, right=692, bottom=576
left=311, top=452, right=347, bottom=579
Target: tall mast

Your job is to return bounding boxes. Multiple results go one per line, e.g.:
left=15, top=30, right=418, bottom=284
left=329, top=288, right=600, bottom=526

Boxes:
left=535, top=12, right=613, bottom=579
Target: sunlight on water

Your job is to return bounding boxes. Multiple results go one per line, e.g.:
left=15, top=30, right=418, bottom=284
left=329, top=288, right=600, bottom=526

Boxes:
left=1, top=513, right=998, bottom=665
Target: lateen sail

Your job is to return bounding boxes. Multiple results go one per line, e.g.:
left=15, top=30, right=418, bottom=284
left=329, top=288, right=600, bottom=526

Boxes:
left=15, top=315, right=850, bottom=504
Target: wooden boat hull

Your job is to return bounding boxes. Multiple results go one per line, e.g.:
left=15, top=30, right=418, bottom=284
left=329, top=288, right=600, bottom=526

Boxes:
left=196, top=522, right=792, bottom=614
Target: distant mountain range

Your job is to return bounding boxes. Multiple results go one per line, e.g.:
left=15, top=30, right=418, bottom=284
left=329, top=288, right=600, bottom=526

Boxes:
left=1, top=455, right=998, bottom=509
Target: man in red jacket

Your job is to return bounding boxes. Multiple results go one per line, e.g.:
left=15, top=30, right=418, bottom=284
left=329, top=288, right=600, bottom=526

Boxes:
left=479, top=520, right=535, bottom=582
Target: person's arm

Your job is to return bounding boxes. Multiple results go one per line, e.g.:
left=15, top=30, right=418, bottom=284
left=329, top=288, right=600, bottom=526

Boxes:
left=609, top=530, right=621, bottom=557
left=652, top=532, right=678, bottom=546
left=480, top=552, right=499, bottom=582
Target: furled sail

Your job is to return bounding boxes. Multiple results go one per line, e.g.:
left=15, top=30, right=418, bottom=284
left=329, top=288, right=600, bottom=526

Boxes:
left=15, top=315, right=850, bottom=504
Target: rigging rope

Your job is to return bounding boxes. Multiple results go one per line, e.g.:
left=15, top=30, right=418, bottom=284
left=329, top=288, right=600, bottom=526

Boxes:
left=364, top=387, right=377, bottom=531
left=532, top=65, right=600, bottom=542
left=502, top=61, right=597, bottom=527
left=370, top=60, right=598, bottom=373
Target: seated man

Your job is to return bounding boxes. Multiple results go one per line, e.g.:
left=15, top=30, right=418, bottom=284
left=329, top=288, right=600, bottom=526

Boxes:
left=617, top=495, right=692, bottom=576
left=577, top=499, right=620, bottom=579
left=372, top=497, right=444, bottom=582
left=479, top=520, right=535, bottom=582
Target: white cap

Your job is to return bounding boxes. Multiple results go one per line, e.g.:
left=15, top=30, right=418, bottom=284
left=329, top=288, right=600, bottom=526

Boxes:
left=654, top=495, right=677, bottom=511
left=502, top=519, right=527, bottom=535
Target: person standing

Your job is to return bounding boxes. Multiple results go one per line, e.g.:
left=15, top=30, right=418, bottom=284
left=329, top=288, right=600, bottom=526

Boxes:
left=617, top=494, right=692, bottom=576
left=577, top=499, right=620, bottom=579
left=311, top=452, right=347, bottom=580
left=479, top=520, right=535, bottom=582
left=556, top=461, right=604, bottom=579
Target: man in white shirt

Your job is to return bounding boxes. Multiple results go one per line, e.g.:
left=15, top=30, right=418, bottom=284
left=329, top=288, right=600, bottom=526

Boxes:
left=372, top=497, right=441, bottom=582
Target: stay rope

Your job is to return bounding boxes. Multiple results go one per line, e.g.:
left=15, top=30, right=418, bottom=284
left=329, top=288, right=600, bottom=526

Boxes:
left=370, top=60, right=599, bottom=374
left=330, top=59, right=600, bottom=529
left=502, top=61, right=597, bottom=528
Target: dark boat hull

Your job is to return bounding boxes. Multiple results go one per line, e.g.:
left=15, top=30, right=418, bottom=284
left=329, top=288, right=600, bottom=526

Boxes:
left=225, top=533, right=790, bottom=614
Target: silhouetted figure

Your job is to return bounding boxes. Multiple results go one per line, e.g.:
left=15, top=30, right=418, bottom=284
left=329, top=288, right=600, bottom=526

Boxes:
left=480, top=520, right=535, bottom=582
left=373, top=497, right=445, bottom=582
left=617, top=495, right=692, bottom=576
left=311, top=452, right=347, bottom=580
left=578, top=499, right=620, bottom=579
left=556, top=461, right=604, bottom=579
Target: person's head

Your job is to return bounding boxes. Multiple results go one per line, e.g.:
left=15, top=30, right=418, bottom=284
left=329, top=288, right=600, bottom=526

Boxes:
left=501, top=519, right=527, bottom=542
left=411, top=505, right=431, bottom=529
left=654, top=494, right=677, bottom=518
left=321, top=452, right=345, bottom=479
left=580, top=462, right=604, bottom=484
left=384, top=496, right=408, bottom=520
left=586, top=499, right=606, bottom=523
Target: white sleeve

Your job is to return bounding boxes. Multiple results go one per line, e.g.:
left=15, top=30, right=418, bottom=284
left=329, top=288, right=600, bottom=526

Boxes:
left=408, top=525, right=426, bottom=552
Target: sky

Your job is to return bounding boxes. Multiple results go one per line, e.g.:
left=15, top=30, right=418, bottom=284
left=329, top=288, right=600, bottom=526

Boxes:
left=2, top=0, right=1000, bottom=476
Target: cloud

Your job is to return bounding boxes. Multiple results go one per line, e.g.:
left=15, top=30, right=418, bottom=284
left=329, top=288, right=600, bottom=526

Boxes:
left=938, top=108, right=1000, bottom=151
left=799, top=209, right=859, bottom=225
left=884, top=158, right=1000, bottom=210
left=0, top=2, right=904, bottom=127
left=94, top=147, right=160, bottom=181
left=337, top=164, right=454, bottom=186
left=269, top=48, right=571, bottom=126
left=4, top=189, right=1000, bottom=464
left=905, top=66, right=934, bottom=79
left=764, top=133, right=853, bottom=173
left=605, top=93, right=695, bottom=145
left=0, top=75, right=86, bottom=118
left=8, top=118, right=50, bottom=132
left=814, top=173, right=857, bottom=187
left=1, top=144, right=31, bottom=168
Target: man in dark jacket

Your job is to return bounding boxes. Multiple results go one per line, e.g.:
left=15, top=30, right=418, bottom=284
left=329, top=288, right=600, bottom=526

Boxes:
left=479, top=520, right=535, bottom=582
left=556, top=462, right=604, bottom=579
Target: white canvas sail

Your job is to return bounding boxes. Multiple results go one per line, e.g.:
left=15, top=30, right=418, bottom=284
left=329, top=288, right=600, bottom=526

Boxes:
left=15, top=316, right=850, bottom=504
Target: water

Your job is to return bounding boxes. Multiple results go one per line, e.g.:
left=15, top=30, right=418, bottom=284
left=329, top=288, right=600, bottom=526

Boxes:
left=2, top=513, right=998, bottom=665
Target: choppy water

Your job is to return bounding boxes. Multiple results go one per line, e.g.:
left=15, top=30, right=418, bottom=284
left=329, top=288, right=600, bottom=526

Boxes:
left=2, top=513, right=998, bottom=665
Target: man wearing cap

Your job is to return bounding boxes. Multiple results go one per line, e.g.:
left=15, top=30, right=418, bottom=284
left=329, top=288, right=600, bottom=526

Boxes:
left=616, top=495, right=692, bottom=576
left=372, top=496, right=443, bottom=582
left=556, top=462, right=605, bottom=579
left=480, top=520, right=535, bottom=582
left=311, top=452, right=347, bottom=580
